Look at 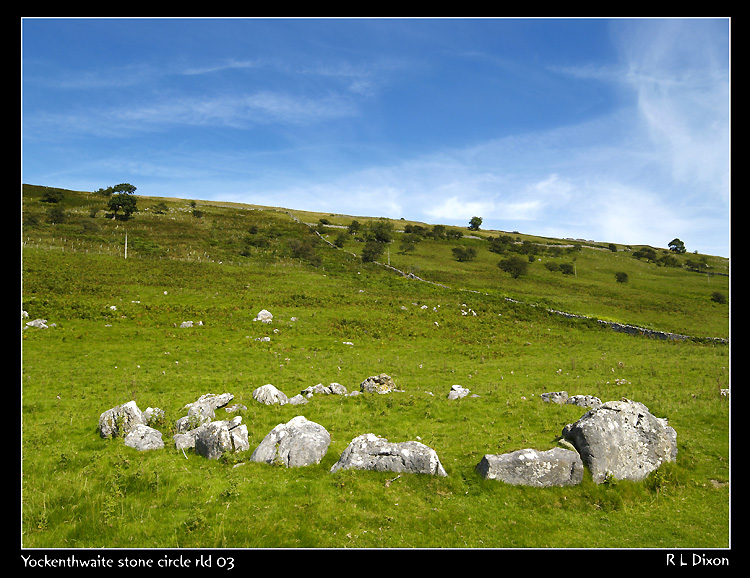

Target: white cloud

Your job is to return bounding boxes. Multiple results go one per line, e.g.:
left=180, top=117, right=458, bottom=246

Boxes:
left=425, top=196, right=495, bottom=222
left=588, top=182, right=692, bottom=247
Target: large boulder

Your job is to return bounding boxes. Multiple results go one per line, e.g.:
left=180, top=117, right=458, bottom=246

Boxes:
left=476, top=448, right=583, bottom=487
left=98, top=400, right=145, bottom=438
left=330, top=433, right=448, bottom=477
left=360, top=374, right=396, bottom=394
left=123, top=424, right=165, bottom=451
left=561, top=398, right=677, bottom=483
left=250, top=416, right=331, bottom=467
left=252, top=384, right=288, bottom=405
left=194, top=416, right=249, bottom=460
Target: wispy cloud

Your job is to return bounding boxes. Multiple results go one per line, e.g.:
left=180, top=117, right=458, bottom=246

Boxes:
left=180, top=58, right=263, bottom=75
left=24, top=51, right=393, bottom=139
left=25, top=89, right=360, bottom=140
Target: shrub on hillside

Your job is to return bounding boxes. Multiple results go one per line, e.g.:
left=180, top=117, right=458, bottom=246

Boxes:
left=452, top=247, right=477, bottom=262
left=287, top=238, right=322, bottom=266
left=559, top=263, right=575, bottom=275
left=498, top=255, right=529, bottom=279
left=710, top=291, right=727, bottom=304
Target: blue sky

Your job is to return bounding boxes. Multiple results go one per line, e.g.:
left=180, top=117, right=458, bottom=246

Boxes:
left=22, top=18, right=730, bottom=257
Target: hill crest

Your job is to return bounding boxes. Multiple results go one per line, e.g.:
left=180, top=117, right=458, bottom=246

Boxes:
left=21, top=184, right=729, bottom=340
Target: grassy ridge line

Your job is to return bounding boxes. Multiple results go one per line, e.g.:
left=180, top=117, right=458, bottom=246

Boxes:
left=21, top=184, right=729, bottom=339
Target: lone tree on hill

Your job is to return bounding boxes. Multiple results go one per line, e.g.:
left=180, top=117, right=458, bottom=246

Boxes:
left=668, top=238, right=686, bottom=253
left=468, top=216, right=483, bottom=231
left=106, top=183, right=138, bottom=220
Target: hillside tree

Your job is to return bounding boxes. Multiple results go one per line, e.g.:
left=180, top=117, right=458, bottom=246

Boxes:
left=468, top=216, right=483, bottom=231
left=347, top=220, right=361, bottom=236
left=668, top=238, right=686, bottom=253
left=363, top=218, right=394, bottom=243
left=361, top=241, right=386, bottom=263
left=106, top=183, right=138, bottom=220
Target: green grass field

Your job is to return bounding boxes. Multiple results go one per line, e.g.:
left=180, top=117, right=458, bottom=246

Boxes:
left=21, top=185, right=730, bottom=549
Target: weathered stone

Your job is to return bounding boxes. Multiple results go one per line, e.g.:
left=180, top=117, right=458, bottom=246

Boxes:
left=447, top=384, right=471, bottom=400
left=142, top=407, right=165, bottom=425
left=176, top=393, right=234, bottom=432
left=541, top=391, right=569, bottom=404
left=188, top=392, right=234, bottom=414
left=194, top=417, right=249, bottom=460
left=542, top=391, right=600, bottom=408
left=123, top=424, right=164, bottom=451
left=561, top=398, right=677, bottom=483
left=288, top=394, right=309, bottom=405
left=225, top=403, right=247, bottom=413
left=360, top=373, right=396, bottom=394
left=476, top=448, right=583, bottom=487
left=328, top=383, right=348, bottom=395
left=252, top=384, right=288, bottom=405
left=98, top=400, right=144, bottom=438
left=173, top=423, right=210, bottom=450
left=251, top=416, right=331, bottom=467
left=566, top=395, right=602, bottom=408
left=254, top=309, right=273, bottom=323
left=302, top=383, right=329, bottom=397
left=330, top=433, right=448, bottom=477
left=302, top=382, right=348, bottom=397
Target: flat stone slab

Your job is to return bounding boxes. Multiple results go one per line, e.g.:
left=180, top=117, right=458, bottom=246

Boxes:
left=476, top=447, right=584, bottom=487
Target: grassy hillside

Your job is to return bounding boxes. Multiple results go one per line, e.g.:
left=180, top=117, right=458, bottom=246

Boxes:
left=21, top=184, right=729, bottom=339
left=20, top=184, right=730, bottom=549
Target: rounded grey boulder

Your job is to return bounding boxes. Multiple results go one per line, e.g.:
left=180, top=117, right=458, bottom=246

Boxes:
left=251, top=416, right=331, bottom=468
left=330, top=433, right=448, bottom=477
left=562, top=398, right=677, bottom=483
